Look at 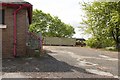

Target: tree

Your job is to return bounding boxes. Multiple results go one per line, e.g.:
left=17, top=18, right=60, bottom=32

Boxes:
left=29, top=9, right=75, bottom=38
left=80, top=1, right=120, bottom=49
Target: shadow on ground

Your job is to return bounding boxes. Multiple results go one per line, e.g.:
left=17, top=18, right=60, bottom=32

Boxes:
left=2, top=52, right=89, bottom=74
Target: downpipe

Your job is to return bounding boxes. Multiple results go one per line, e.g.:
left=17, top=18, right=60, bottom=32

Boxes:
left=13, top=4, right=32, bottom=57
left=13, top=6, right=23, bottom=57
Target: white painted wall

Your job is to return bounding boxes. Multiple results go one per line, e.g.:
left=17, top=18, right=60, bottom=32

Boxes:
left=0, top=28, right=2, bottom=79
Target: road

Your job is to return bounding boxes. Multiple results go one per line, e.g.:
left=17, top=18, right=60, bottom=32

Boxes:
left=44, top=46, right=118, bottom=78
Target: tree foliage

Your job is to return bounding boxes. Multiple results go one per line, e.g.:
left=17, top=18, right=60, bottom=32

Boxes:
left=29, top=9, right=75, bottom=38
left=80, top=1, right=120, bottom=49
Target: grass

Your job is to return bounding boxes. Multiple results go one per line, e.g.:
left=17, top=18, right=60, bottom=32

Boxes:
left=84, top=46, right=118, bottom=52
left=104, top=47, right=118, bottom=52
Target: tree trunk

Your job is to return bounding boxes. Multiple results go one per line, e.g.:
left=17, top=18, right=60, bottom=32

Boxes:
left=116, top=28, right=120, bottom=51
left=111, top=28, right=120, bottom=51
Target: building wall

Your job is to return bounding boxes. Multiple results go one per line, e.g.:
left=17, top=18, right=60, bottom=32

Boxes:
left=2, top=7, right=29, bottom=58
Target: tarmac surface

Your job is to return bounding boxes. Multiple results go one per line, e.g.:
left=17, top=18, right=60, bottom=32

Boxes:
left=2, top=46, right=119, bottom=79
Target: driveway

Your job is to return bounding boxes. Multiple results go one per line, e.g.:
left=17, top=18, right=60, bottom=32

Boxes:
left=44, top=46, right=118, bottom=78
left=2, top=46, right=119, bottom=79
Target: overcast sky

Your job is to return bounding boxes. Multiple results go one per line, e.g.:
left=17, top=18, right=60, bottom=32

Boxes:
left=25, top=0, right=93, bottom=39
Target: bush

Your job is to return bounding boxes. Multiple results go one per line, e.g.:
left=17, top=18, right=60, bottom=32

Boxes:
left=85, top=38, right=101, bottom=48
left=105, top=47, right=116, bottom=51
left=85, top=37, right=115, bottom=48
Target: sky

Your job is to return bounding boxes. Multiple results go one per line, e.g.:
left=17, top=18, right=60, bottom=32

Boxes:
left=25, top=0, right=92, bottom=39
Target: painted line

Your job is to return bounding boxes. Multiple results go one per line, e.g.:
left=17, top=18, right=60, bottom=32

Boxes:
left=113, top=76, right=119, bottom=78
left=99, top=55, right=118, bottom=61
left=2, top=73, right=30, bottom=78
left=66, top=51, right=118, bottom=61
left=77, top=60, right=98, bottom=66
left=86, top=69, right=119, bottom=78
left=86, top=69, right=114, bottom=77
left=65, top=52, right=98, bottom=66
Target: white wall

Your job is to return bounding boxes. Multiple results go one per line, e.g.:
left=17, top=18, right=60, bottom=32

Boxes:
left=0, top=28, right=2, bottom=79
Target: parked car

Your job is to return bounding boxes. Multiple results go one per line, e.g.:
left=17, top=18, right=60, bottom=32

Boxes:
left=76, top=38, right=86, bottom=47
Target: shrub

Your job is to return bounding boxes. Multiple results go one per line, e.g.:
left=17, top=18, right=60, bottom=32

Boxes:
left=85, top=37, right=115, bottom=49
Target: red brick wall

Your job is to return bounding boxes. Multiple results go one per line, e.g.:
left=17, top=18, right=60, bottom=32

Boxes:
left=2, top=7, right=29, bottom=58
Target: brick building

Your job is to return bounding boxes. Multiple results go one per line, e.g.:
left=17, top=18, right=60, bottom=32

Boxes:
left=0, top=0, right=32, bottom=58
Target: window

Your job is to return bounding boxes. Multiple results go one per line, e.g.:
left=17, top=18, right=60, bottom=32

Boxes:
left=0, top=9, right=5, bottom=24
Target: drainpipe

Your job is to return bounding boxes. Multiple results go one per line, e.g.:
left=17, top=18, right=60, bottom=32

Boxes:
left=13, top=4, right=32, bottom=57
left=13, top=6, right=23, bottom=57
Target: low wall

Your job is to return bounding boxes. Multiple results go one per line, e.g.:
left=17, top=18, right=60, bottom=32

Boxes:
left=43, top=37, right=76, bottom=46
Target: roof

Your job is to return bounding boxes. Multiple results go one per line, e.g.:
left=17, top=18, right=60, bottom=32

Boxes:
left=0, top=0, right=32, bottom=24
left=76, top=38, right=86, bottom=41
left=0, top=0, right=28, bottom=4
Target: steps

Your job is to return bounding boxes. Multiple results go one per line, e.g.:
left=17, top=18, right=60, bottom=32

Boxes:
left=26, top=32, right=43, bottom=56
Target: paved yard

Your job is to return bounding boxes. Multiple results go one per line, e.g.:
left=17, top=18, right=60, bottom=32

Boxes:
left=44, top=46, right=118, bottom=78
left=2, top=46, right=119, bottom=79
